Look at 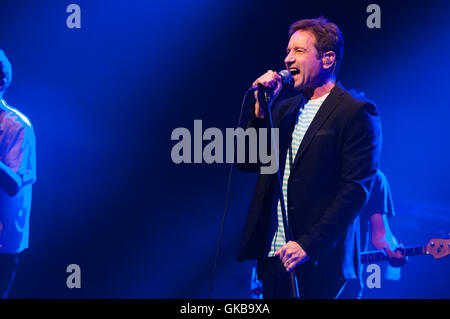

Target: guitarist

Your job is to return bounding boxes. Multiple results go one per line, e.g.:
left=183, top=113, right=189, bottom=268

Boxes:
left=338, top=169, right=407, bottom=298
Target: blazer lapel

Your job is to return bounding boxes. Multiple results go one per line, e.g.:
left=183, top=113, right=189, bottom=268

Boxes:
left=291, top=82, right=345, bottom=169
left=275, top=94, right=304, bottom=178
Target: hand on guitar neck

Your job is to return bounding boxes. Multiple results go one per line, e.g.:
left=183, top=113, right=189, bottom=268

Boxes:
left=371, top=241, right=408, bottom=267
left=370, top=213, right=407, bottom=267
left=382, top=245, right=408, bottom=267
left=361, top=238, right=450, bottom=264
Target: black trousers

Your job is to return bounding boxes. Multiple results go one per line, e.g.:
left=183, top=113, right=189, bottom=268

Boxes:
left=0, top=254, right=19, bottom=299
left=257, top=257, right=347, bottom=299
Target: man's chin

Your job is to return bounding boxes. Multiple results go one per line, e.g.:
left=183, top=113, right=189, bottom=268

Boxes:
left=292, top=82, right=304, bottom=91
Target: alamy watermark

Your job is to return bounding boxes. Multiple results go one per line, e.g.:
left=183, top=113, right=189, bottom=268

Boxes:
left=66, top=4, right=81, bottom=29
left=366, top=4, right=381, bottom=29
left=170, top=120, right=279, bottom=175
left=366, top=263, right=381, bottom=289
left=66, top=264, right=81, bottom=289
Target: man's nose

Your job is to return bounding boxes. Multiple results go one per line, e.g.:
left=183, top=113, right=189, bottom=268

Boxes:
left=284, top=53, right=294, bottom=65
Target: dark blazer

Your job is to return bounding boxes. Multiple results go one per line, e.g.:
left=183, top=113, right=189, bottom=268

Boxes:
left=237, top=82, right=382, bottom=280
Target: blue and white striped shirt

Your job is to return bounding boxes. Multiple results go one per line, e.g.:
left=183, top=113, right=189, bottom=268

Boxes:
left=268, top=93, right=330, bottom=256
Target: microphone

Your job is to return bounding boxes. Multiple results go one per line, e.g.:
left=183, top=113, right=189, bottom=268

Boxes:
left=248, top=69, right=293, bottom=91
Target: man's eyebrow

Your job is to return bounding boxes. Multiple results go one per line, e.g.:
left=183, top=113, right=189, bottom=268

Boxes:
left=286, top=46, right=306, bottom=52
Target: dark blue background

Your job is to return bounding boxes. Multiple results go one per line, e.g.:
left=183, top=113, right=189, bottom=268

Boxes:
left=0, top=0, right=449, bottom=298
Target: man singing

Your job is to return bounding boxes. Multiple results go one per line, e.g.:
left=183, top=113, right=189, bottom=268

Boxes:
left=0, top=49, right=36, bottom=299
left=237, top=17, right=382, bottom=298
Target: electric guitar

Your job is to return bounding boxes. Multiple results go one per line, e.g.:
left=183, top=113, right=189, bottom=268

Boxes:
left=360, top=238, right=450, bottom=264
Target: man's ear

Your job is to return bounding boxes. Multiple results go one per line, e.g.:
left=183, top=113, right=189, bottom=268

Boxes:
left=322, top=51, right=336, bottom=70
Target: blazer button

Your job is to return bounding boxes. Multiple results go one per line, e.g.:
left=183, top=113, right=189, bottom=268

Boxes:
left=289, top=206, right=295, bottom=211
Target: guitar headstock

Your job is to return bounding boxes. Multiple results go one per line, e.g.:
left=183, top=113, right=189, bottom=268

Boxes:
left=426, top=238, right=450, bottom=259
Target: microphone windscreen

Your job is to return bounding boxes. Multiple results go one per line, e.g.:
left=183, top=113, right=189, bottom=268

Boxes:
left=278, top=69, right=293, bottom=88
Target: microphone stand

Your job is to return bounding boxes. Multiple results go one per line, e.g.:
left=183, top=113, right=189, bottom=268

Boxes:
left=257, top=86, right=300, bottom=299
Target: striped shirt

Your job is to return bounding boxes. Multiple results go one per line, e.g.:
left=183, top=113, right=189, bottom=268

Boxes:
left=268, top=93, right=330, bottom=256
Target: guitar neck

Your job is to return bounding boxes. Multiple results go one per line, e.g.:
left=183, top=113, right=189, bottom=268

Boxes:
left=361, top=245, right=426, bottom=264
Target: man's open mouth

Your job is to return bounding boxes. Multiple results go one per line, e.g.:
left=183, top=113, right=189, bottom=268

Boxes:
left=288, top=68, right=300, bottom=75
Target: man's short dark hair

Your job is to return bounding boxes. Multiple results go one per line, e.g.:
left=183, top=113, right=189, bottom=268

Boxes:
left=289, top=17, right=344, bottom=76
left=0, top=50, right=12, bottom=94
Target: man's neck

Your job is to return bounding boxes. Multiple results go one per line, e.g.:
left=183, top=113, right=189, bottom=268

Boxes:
left=302, top=78, right=336, bottom=100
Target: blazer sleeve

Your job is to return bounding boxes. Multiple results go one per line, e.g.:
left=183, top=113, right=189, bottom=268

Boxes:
left=236, top=93, right=301, bottom=174
left=296, top=102, right=382, bottom=261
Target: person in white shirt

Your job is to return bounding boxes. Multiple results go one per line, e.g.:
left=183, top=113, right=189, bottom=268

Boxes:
left=0, top=49, right=36, bottom=299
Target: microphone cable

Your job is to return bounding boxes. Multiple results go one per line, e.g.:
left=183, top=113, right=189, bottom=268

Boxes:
left=208, top=89, right=250, bottom=299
